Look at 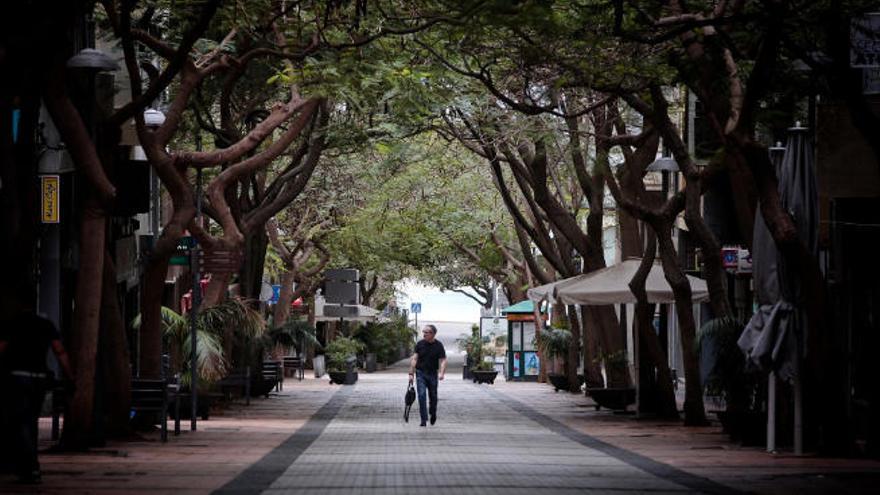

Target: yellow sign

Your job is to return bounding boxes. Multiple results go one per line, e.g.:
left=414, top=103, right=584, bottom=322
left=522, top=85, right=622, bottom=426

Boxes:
left=41, top=175, right=60, bottom=223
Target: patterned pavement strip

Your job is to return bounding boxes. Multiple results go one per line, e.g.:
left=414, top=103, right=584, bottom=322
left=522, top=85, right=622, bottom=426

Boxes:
left=5, top=348, right=880, bottom=494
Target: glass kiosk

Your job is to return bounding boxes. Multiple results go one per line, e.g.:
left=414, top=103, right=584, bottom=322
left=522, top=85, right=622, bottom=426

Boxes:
left=502, top=300, right=546, bottom=381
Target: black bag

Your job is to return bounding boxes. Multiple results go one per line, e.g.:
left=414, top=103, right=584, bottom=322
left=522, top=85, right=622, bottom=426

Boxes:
left=404, top=381, right=416, bottom=423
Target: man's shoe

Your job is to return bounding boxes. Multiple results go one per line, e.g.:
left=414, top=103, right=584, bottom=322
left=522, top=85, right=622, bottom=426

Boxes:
left=430, top=414, right=436, bottom=425
left=419, top=421, right=426, bottom=427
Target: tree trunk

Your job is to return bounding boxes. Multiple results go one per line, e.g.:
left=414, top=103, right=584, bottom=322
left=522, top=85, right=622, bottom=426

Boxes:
left=98, top=252, right=132, bottom=437
left=139, top=252, right=170, bottom=379
left=565, top=304, right=582, bottom=392
left=655, top=225, right=708, bottom=426
left=591, top=305, right=631, bottom=388
left=239, top=228, right=269, bottom=303
left=579, top=306, right=605, bottom=388
left=630, top=234, right=679, bottom=420
left=62, top=200, right=105, bottom=449
left=202, top=271, right=232, bottom=308
left=273, top=270, right=296, bottom=327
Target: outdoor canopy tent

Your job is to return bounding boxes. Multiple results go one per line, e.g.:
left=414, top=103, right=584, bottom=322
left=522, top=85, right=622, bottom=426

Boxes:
left=526, top=257, right=710, bottom=415
left=527, top=258, right=710, bottom=306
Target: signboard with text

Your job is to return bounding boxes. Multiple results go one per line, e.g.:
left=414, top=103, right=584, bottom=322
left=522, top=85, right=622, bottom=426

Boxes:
left=41, top=175, right=60, bottom=223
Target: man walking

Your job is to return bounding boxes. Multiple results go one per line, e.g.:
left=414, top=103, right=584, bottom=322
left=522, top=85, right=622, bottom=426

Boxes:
left=408, top=325, right=447, bottom=427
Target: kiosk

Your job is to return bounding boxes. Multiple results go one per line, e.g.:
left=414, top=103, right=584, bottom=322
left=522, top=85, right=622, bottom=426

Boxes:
left=503, top=300, right=546, bottom=381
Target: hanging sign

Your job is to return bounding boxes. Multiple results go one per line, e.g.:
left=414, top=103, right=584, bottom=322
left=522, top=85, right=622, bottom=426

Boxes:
left=41, top=175, right=60, bottom=223
left=852, top=13, right=880, bottom=67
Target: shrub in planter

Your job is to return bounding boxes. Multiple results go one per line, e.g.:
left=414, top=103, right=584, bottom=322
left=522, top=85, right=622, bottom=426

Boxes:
left=325, top=337, right=365, bottom=384
left=697, top=317, right=763, bottom=444
left=535, top=326, right=573, bottom=391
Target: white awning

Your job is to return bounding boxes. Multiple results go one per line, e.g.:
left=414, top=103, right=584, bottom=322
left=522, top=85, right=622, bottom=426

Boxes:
left=526, top=258, right=710, bottom=306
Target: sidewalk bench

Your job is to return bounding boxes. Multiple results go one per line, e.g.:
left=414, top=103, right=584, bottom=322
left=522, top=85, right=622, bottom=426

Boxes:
left=262, top=360, right=283, bottom=392
left=217, top=367, right=252, bottom=405
left=283, top=356, right=304, bottom=380
left=131, top=376, right=180, bottom=442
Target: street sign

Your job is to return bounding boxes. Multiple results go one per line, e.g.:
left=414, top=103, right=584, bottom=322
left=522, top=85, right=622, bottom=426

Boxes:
left=410, top=303, right=421, bottom=314
left=200, top=249, right=242, bottom=274
left=41, top=175, right=60, bottom=223
left=170, top=236, right=196, bottom=266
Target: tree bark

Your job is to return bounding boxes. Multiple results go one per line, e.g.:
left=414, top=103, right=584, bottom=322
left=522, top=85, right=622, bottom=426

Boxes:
left=655, top=223, right=708, bottom=426
left=62, top=200, right=106, bottom=449
left=565, top=304, right=582, bottom=392
left=273, top=270, right=296, bottom=327
left=629, top=233, right=678, bottom=419
left=99, top=252, right=132, bottom=437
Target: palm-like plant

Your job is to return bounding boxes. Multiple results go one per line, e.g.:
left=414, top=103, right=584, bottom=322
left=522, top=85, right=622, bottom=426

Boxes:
left=534, top=326, right=572, bottom=375
left=132, top=306, right=227, bottom=388
left=265, top=317, right=321, bottom=356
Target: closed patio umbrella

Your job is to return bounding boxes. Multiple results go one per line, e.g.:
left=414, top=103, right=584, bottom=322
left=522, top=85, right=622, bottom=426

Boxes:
left=737, top=124, right=818, bottom=454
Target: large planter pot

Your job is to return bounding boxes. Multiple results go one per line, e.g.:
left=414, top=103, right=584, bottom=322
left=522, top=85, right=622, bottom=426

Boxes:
left=328, top=370, right=358, bottom=385
left=548, top=374, right=585, bottom=392
left=586, top=387, right=636, bottom=411
left=472, top=370, right=498, bottom=385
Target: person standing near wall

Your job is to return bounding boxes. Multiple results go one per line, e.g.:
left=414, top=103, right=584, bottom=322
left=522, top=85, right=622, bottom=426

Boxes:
left=0, top=293, right=73, bottom=484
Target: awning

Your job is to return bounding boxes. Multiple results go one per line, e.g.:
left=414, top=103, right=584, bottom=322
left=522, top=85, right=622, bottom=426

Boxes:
left=526, top=258, right=709, bottom=306
left=314, top=304, right=389, bottom=323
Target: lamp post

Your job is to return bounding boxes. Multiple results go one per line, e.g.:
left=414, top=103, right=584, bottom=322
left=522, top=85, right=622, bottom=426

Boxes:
left=190, top=135, right=203, bottom=431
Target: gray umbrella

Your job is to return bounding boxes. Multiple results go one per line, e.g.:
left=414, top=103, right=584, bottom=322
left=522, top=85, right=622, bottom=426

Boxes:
left=738, top=124, right=818, bottom=454
left=738, top=126, right=817, bottom=380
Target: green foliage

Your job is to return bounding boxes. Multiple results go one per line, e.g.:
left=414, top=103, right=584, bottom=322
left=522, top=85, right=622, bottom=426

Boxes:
left=534, top=326, right=572, bottom=361
left=264, top=317, right=321, bottom=356
left=325, top=336, right=366, bottom=372
left=353, top=314, right=416, bottom=365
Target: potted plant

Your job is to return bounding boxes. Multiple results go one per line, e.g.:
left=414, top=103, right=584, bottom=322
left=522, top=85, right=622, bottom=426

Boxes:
left=458, top=326, right=498, bottom=385
left=325, top=337, right=365, bottom=385
left=697, top=317, right=764, bottom=444
left=534, top=326, right=575, bottom=392
left=133, top=305, right=228, bottom=419
left=586, top=350, right=636, bottom=411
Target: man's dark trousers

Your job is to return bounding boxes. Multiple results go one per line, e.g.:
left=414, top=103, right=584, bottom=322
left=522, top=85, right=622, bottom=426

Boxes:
left=415, top=370, right=438, bottom=424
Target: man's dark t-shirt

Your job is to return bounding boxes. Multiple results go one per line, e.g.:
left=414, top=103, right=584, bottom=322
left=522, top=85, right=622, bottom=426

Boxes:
left=414, top=339, right=446, bottom=374
left=0, top=312, right=59, bottom=374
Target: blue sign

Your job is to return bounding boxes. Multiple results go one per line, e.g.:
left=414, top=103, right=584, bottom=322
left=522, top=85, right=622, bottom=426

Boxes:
left=410, top=303, right=421, bottom=314
left=271, top=285, right=281, bottom=304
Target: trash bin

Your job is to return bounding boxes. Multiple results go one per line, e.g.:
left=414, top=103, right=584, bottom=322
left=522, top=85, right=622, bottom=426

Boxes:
left=365, top=353, right=377, bottom=373
left=313, top=354, right=325, bottom=378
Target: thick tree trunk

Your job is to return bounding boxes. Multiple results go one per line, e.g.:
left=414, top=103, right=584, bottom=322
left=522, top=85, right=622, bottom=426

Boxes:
left=656, top=226, right=708, bottom=426
left=139, top=253, right=171, bottom=379
left=630, top=235, right=679, bottom=420
left=202, top=271, right=232, bottom=308
left=565, top=304, right=582, bottom=392
left=239, top=229, right=269, bottom=303
left=579, top=306, right=605, bottom=388
left=62, top=201, right=106, bottom=449
left=273, top=270, right=296, bottom=327
left=591, top=305, right=631, bottom=388
left=99, top=253, right=132, bottom=437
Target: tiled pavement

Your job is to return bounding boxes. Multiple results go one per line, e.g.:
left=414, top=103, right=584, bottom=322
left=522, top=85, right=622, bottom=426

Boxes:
left=3, top=351, right=880, bottom=494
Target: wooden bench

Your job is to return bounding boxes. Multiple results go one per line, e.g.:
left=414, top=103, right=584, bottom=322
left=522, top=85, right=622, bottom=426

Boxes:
left=262, top=360, right=283, bottom=392
left=283, top=356, right=304, bottom=381
left=217, top=367, right=252, bottom=405
left=131, top=376, right=180, bottom=442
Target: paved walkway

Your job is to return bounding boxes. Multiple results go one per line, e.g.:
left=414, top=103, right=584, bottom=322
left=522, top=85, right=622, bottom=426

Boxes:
left=3, top=351, right=880, bottom=494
